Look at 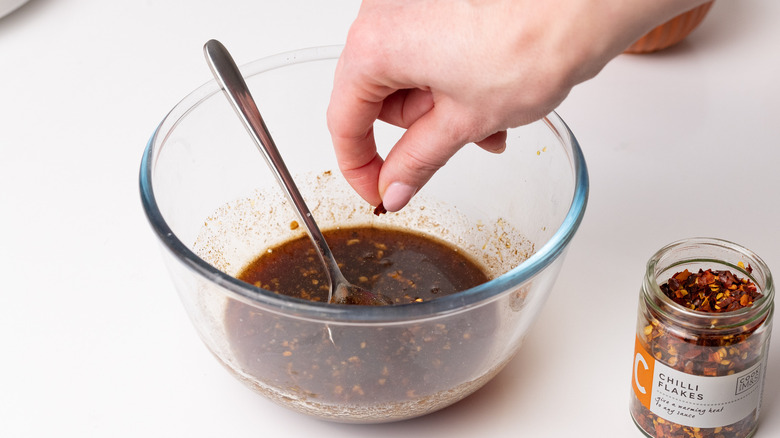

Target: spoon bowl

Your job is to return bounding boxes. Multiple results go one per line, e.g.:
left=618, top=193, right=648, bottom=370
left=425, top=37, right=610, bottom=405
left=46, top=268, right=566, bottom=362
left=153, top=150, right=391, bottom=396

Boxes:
left=203, top=39, right=391, bottom=306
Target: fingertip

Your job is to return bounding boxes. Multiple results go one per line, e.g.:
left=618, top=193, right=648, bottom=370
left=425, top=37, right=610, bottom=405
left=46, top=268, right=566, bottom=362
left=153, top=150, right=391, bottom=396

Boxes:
left=380, top=182, right=418, bottom=212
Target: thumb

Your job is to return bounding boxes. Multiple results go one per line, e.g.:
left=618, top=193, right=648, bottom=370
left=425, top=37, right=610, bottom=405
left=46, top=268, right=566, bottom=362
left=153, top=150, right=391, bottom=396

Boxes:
left=378, top=104, right=475, bottom=212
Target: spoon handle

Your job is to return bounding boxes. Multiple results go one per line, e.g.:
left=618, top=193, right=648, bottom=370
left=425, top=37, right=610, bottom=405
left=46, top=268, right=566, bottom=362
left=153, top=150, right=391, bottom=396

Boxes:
left=203, top=39, right=346, bottom=291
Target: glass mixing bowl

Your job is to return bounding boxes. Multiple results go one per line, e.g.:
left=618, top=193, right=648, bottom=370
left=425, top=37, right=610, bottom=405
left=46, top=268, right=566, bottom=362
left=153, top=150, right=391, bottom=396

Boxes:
left=139, top=46, right=588, bottom=423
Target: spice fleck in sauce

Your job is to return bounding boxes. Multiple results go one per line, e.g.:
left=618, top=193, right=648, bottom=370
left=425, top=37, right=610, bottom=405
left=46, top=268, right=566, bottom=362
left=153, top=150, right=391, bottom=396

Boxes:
left=236, top=226, right=489, bottom=304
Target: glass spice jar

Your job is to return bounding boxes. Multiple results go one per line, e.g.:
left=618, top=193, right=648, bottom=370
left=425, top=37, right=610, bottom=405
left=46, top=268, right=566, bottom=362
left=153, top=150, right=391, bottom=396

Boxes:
left=630, top=238, right=774, bottom=438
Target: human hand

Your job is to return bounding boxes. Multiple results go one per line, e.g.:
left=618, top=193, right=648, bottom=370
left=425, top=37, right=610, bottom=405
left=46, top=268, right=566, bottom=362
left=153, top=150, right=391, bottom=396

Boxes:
left=327, top=0, right=711, bottom=211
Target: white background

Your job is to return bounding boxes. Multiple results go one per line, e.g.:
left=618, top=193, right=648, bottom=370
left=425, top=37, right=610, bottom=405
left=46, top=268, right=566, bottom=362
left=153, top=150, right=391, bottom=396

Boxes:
left=2, top=1, right=779, bottom=436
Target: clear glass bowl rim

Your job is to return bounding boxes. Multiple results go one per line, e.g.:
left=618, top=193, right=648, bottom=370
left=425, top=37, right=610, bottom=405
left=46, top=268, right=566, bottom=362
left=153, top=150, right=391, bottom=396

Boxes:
left=138, top=45, right=590, bottom=323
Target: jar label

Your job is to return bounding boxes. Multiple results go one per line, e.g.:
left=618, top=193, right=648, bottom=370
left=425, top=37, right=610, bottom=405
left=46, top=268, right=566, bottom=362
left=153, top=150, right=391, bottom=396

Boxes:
left=632, top=336, right=764, bottom=428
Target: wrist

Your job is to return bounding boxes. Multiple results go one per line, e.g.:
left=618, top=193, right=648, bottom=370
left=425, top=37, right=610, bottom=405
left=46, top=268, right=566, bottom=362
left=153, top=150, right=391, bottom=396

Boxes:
left=552, top=0, right=714, bottom=86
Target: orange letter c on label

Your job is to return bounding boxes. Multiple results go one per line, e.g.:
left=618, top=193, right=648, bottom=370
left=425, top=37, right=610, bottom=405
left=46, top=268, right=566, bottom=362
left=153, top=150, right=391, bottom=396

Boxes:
left=632, top=336, right=654, bottom=409
left=634, top=353, right=648, bottom=394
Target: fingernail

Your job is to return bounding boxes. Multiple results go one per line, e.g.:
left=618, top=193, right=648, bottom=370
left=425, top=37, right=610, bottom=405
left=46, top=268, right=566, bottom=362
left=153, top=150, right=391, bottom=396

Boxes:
left=382, top=182, right=417, bottom=212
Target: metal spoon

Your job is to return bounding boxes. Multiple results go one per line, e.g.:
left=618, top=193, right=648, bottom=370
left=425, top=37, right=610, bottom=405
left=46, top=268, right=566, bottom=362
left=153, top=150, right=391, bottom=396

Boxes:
left=204, top=39, right=392, bottom=306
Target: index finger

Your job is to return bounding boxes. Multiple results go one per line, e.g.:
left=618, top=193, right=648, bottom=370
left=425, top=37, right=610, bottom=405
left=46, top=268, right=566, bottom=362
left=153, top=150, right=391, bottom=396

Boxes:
left=326, top=58, right=395, bottom=206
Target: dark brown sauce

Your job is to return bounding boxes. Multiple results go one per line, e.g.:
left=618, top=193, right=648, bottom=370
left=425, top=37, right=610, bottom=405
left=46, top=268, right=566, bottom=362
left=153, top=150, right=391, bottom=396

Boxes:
left=223, top=226, right=497, bottom=408
left=236, top=226, right=489, bottom=304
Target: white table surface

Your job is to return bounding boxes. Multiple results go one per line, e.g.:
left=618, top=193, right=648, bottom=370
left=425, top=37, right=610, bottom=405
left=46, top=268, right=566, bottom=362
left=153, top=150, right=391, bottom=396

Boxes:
left=2, top=1, right=779, bottom=436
